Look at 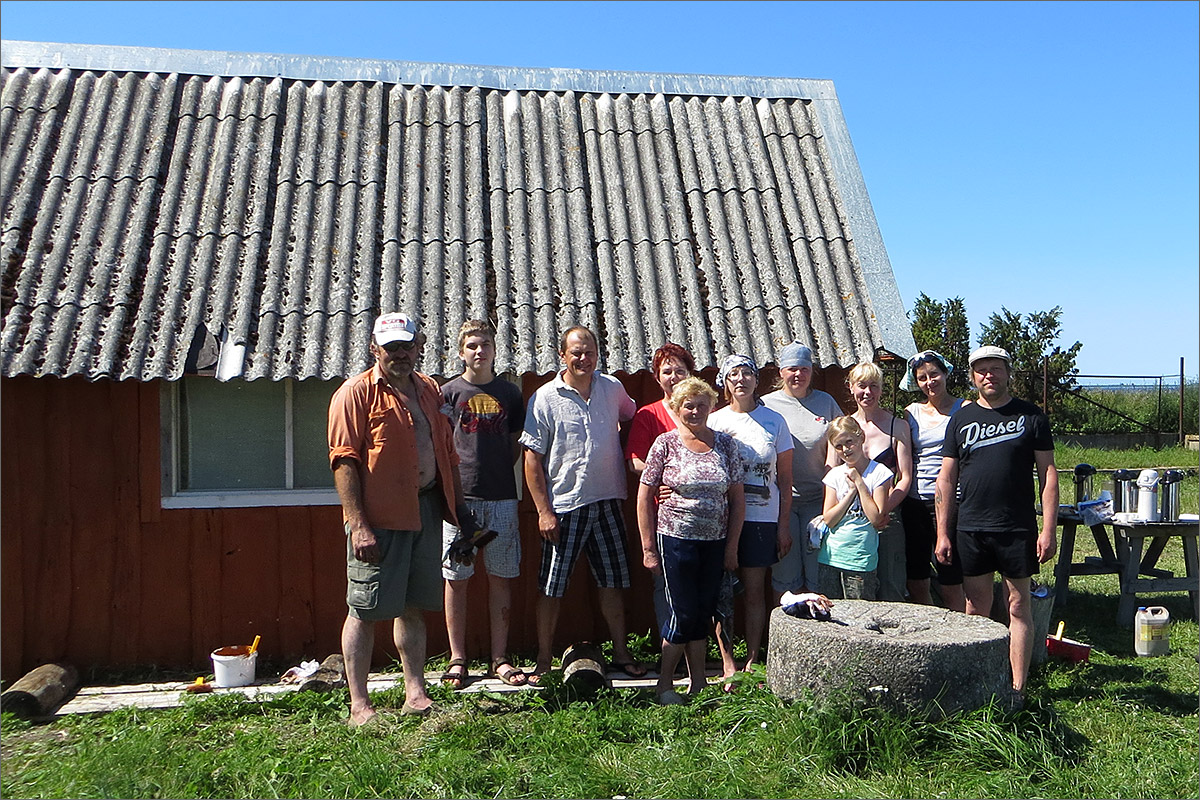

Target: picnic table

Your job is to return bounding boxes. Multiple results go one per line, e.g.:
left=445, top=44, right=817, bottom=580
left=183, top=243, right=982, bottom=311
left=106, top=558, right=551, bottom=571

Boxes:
left=1050, top=506, right=1123, bottom=609
left=1049, top=505, right=1199, bottom=628
left=1110, top=518, right=1199, bottom=628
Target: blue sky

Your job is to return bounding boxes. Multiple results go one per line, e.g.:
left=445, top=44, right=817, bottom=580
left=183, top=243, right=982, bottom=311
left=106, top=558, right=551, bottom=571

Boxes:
left=3, top=0, right=1197, bottom=378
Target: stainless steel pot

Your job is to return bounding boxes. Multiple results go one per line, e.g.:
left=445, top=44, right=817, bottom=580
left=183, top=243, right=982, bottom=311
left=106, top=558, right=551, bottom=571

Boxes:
left=1112, top=469, right=1139, bottom=514
left=1073, top=463, right=1097, bottom=506
left=1159, top=469, right=1184, bottom=523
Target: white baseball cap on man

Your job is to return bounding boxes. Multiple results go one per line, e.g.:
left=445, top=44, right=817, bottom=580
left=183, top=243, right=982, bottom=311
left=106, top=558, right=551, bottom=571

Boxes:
left=373, top=312, right=419, bottom=346
left=968, top=345, right=1011, bottom=366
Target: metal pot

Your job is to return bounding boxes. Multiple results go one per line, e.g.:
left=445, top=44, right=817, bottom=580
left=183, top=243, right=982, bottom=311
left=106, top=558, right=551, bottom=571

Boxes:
left=1112, top=469, right=1139, bottom=514
left=1159, top=469, right=1184, bottom=523
left=1073, top=463, right=1097, bottom=506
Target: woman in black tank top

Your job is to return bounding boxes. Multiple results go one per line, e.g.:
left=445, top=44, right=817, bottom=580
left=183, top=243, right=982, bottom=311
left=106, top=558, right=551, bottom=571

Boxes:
left=834, top=361, right=912, bottom=602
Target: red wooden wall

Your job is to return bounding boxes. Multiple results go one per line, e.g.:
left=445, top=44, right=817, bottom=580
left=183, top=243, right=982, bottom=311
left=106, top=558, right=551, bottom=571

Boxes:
left=1, top=366, right=851, bottom=683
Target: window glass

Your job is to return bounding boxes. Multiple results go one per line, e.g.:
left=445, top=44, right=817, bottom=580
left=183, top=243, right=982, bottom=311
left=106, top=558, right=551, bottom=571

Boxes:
left=180, top=377, right=285, bottom=490
left=294, top=379, right=342, bottom=489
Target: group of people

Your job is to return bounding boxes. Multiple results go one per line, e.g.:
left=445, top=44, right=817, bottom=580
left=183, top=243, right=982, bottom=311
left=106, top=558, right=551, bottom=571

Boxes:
left=327, top=312, right=1058, bottom=725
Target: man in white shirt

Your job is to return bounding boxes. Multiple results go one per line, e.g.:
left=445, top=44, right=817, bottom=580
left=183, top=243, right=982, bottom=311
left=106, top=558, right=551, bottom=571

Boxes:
left=521, top=326, right=645, bottom=681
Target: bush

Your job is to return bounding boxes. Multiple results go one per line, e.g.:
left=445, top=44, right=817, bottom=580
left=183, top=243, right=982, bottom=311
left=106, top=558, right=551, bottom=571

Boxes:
left=1049, top=382, right=1199, bottom=436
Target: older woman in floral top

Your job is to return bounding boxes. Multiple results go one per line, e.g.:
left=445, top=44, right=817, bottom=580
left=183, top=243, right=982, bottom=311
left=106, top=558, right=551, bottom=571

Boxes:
left=638, top=377, right=746, bottom=705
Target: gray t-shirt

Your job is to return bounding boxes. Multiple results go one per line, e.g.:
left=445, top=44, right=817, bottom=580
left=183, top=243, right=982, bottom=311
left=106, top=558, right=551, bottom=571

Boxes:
left=762, top=388, right=844, bottom=504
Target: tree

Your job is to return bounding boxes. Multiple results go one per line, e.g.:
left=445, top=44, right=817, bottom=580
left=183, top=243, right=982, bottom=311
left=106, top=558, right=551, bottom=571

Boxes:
left=908, top=293, right=972, bottom=395
left=976, top=306, right=1082, bottom=404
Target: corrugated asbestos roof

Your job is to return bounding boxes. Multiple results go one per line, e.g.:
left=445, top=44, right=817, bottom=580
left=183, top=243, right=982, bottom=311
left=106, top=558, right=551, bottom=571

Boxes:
left=0, top=40, right=914, bottom=381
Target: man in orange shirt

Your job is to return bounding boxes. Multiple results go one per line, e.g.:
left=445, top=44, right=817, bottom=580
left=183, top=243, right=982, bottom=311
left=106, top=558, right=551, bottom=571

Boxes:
left=328, top=312, right=463, bottom=725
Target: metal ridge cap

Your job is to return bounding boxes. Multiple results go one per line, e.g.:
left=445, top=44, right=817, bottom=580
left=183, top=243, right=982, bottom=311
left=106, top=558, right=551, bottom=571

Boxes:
left=0, top=39, right=837, bottom=99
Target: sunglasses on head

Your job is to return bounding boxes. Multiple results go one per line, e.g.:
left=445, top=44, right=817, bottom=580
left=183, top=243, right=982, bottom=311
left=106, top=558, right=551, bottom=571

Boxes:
left=909, top=351, right=944, bottom=369
left=381, top=338, right=422, bottom=353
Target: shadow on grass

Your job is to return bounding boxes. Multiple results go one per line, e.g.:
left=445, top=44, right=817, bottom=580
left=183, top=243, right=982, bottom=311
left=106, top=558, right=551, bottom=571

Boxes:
left=1039, top=660, right=1197, bottom=717
left=1036, top=587, right=1198, bottom=717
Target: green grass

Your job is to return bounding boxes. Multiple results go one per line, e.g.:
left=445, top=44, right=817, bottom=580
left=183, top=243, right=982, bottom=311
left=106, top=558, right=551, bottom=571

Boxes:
left=4, top=449, right=1198, bottom=800
left=1054, top=444, right=1197, bottom=472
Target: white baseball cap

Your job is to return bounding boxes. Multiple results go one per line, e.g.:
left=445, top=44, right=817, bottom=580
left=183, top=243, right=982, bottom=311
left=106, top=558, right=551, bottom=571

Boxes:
left=968, top=345, right=1011, bottom=366
left=373, top=312, right=419, bottom=345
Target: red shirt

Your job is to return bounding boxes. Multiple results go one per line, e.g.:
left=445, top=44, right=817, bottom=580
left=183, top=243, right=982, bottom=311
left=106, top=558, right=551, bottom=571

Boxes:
left=328, top=365, right=459, bottom=531
left=625, top=399, right=677, bottom=462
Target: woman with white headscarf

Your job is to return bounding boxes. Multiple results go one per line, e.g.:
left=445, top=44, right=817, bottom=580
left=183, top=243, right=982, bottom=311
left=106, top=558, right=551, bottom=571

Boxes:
left=709, top=354, right=794, bottom=674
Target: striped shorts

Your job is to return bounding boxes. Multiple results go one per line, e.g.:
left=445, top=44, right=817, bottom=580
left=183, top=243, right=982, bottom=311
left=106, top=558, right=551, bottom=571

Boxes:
left=539, top=499, right=631, bottom=598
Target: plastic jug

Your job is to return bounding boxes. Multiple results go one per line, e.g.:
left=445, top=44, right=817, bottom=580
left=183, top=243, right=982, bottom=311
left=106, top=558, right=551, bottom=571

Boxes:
left=1134, top=606, right=1170, bottom=657
left=1136, top=469, right=1160, bottom=522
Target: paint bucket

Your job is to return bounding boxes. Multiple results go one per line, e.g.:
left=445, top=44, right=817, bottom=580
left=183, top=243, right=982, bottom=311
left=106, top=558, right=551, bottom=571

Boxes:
left=1045, top=635, right=1092, bottom=664
left=211, top=645, right=258, bottom=688
left=1134, top=606, right=1171, bottom=657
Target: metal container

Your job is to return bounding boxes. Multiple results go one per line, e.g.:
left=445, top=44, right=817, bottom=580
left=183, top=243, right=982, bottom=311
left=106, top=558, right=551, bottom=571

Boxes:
left=1073, top=463, right=1097, bottom=506
left=1159, top=469, right=1184, bottom=523
left=1112, top=469, right=1139, bottom=514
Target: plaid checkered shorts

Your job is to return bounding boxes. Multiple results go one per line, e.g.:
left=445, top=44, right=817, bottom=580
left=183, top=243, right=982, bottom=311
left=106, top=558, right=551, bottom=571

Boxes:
left=539, top=499, right=631, bottom=598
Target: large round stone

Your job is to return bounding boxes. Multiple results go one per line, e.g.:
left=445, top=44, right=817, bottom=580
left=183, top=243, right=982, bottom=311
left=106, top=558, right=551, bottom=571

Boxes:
left=766, top=600, right=1012, bottom=717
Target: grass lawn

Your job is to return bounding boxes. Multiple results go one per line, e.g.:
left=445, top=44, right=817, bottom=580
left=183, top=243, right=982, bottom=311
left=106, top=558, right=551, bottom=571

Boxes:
left=3, top=448, right=1198, bottom=799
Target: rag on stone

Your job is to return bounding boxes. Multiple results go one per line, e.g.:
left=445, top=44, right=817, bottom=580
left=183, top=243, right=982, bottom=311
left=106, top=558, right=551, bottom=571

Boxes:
left=766, top=600, right=1012, bottom=718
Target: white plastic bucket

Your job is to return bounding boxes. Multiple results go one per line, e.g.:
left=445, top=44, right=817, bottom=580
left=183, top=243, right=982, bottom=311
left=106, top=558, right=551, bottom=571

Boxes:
left=1134, top=606, right=1170, bottom=657
left=211, top=646, right=258, bottom=687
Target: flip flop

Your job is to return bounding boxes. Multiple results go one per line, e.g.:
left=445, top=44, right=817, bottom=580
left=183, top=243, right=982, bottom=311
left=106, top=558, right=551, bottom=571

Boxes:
left=400, top=700, right=440, bottom=717
left=489, top=658, right=528, bottom=687
left=611, top=661, right=648, bottom=678
left=440, top=658, right=469, bottom=689
left=526, top=664, right=553, bottom=686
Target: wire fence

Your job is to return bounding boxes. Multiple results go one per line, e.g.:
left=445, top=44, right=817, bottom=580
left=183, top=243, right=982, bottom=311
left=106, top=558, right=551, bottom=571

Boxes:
left=879, top=360, right=1198, bottom=442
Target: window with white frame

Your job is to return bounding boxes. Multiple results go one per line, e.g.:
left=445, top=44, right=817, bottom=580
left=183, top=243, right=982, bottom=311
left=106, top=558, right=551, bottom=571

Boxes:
left=162, top=377, right=343, bottom=508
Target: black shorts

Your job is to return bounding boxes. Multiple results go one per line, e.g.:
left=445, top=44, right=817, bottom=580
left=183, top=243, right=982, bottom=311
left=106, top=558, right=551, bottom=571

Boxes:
left=957, top=529, right=1038, bottom=580
left=900, top=495, right=963, bottom=585
left=737, top=521, right=778, bottom=568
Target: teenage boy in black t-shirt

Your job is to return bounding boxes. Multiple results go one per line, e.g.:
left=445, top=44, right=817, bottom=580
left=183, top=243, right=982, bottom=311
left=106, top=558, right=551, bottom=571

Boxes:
left=439, top=320, right=529, bottom=688
left=935, top=345, right=1059, bottom=697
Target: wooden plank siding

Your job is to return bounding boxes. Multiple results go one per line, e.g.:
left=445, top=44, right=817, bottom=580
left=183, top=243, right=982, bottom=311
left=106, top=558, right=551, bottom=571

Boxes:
left=1, top=364, right=852, bottom=683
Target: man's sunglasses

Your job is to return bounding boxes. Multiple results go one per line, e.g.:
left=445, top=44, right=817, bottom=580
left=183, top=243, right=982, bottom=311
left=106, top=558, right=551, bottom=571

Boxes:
left=381, top=338, right=423, bottom=353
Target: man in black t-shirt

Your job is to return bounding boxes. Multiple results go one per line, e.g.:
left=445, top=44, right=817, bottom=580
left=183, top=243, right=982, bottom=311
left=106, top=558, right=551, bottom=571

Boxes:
left=935, top=346, right=1059, bottom=696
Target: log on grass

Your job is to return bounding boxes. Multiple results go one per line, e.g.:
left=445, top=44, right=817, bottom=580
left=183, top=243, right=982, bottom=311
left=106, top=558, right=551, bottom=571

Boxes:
left=1, top=662, right=80, bottom=719
left=299, top=653, right=345, bottom=693
left=561, top=642, right=609, bottom=695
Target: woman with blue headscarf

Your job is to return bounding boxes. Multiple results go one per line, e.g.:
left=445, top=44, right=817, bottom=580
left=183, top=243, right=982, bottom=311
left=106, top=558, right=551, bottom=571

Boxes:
left=900, top=350, right=969, bottom=610
left=709, top=354, right=794, bottom=675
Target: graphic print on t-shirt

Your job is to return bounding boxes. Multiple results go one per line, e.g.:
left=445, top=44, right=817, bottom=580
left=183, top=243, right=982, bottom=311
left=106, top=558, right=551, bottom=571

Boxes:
left=958, top=415, right=1026, bottom=452
left=459, top=392, right=508, bottom=435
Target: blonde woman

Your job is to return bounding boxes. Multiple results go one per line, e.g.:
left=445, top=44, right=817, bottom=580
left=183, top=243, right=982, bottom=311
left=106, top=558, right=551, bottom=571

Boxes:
left=831, top=361, right=911, bottom=601
left=638, top=377, right=745, bottom=703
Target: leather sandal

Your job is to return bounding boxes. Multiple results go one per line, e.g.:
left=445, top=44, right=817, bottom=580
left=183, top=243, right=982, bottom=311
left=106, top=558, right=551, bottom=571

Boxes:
left=489, top=658, right=528, bottom=687
left=440, top=658, right=469, bottom=689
